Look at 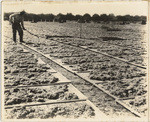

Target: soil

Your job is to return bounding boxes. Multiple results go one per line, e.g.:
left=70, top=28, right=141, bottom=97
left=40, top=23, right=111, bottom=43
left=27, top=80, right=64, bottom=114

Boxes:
left=5, top=85, right=79, bottom=105
left=5, top=102, right=95, bottom=119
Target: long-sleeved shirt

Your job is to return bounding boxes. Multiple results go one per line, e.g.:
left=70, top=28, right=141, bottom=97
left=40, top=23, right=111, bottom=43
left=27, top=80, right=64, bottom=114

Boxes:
left=9, top=13, right=25, bottom=28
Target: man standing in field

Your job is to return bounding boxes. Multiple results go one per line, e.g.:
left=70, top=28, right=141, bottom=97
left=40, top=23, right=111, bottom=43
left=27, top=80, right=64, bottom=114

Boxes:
left=9, top=11, right=26, bottom=43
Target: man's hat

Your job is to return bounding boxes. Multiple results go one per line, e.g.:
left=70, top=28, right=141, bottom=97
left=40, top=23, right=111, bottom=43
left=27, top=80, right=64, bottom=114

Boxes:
left=20, top=10, right=26, bottom=15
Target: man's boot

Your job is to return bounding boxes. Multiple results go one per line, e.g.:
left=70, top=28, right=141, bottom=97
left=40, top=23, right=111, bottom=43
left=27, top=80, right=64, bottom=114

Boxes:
left=19, top=35, right=25, bottom=44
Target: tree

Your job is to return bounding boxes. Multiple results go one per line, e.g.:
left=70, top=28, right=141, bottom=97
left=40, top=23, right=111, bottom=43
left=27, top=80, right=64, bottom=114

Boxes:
left=108, top=14, right=116, bottom=21
left=124, top=15, right=132, bottom=21
left=141, top=16, right=147, bottom=21
left=82, top=13, right=91, bottom=22
left=3, top=12, right=147, bottom=23
left=66, top=13, right=74, bottom=21
left=74, top=14, right=82, bottom=21
left=4, top=12, right=13, bottom=20
left=54, top=13, right=66, bottom=23
left=92, top=14, right=100, bottom=22
left=99, top=14, right=108, bottom=22
left=134, top=15, right=141, bottom=21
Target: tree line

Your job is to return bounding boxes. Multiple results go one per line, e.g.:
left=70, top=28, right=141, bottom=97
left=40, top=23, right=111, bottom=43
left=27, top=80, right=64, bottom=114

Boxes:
left=4, top=12, right=146, bottom=24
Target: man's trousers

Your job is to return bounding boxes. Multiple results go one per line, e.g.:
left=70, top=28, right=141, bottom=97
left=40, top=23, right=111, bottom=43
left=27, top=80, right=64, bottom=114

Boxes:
left=12, top=23, right=23, bottom=42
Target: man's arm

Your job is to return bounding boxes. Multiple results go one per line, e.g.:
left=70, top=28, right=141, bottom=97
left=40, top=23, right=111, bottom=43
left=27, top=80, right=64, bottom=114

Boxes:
left=9, top=15, right=14, bottom=25
left=21, top=18, right=26, bottom=30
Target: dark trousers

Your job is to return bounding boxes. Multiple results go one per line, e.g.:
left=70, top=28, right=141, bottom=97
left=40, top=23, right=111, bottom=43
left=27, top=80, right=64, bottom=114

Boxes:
left=12, top=23, right=23, bottom=42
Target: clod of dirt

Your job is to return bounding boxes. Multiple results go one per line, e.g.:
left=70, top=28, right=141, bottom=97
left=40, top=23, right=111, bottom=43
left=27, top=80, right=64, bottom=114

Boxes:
left=37, top=98, right=45, bottom=102
left=28, top=74, right=35, bottom=78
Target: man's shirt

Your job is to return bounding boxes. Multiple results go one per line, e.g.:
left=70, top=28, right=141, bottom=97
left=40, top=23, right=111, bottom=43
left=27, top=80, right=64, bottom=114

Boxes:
left=9, top=13, right=24, bottom=24
left=9, top=13, right=25, bottom=29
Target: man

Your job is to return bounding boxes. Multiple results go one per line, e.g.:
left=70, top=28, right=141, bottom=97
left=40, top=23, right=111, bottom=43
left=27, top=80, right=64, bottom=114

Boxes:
left=9, top=11, right=26, bottom=43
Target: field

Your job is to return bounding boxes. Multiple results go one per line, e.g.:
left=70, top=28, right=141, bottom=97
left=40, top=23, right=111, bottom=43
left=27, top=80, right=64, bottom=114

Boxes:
left=3, top=20, right=148, bottom=118
left=24, top=21, right=147, bottom=66
left=4, top=33, right=102, bottom=119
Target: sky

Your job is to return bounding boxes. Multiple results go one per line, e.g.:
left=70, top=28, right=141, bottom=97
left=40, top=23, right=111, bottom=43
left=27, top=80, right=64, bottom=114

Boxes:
left=2, top=1, right=148, bottom=16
